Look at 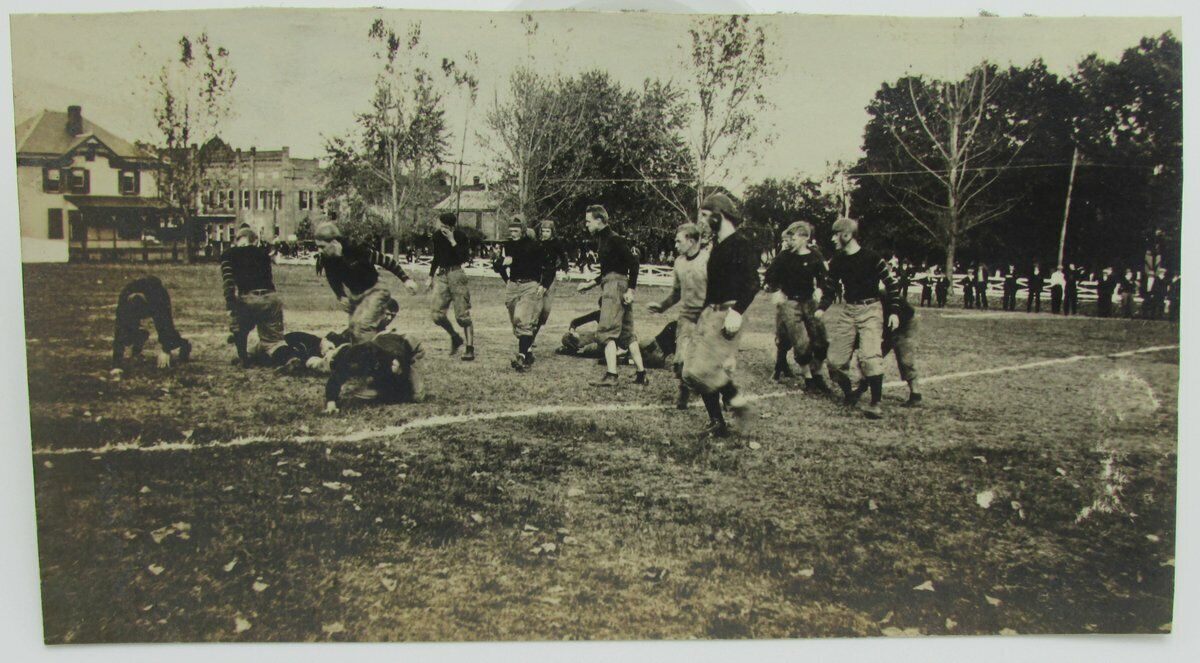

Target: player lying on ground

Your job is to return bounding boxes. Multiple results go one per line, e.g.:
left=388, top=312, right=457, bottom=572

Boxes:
left=239, top=329, right=348, bottom=371
left=111, top=275, right=192, bottom=375
left=322, top=332, right=424, bottom=414
left=557, top=312, right=677, bottom=370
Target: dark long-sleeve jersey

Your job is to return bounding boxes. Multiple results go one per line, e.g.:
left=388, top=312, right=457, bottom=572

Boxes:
left=818, top=248, right=899, bottom=312
left=1027, top=273, right=1045, bottom=293
left=704, top=231, right=760, bottom=314
left=220, top=245, right=275, bottom=307
left=496, top=236, right=554, bottom=288
left=113, top=275, right=185, bottom=365
left=763, top=249, right=826, bottom=301
left=429, top=228, right=471, bottom=278
left=322, top=241, right=410, bottom=298
left=539, top=237, right=569, bottom=288
left=325, top=333, right=420, bottom=404
left=594, top=227, right=639, bottom=289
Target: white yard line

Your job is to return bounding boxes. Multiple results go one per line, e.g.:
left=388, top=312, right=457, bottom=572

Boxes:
left=31, top=344, right=1179, bottom=457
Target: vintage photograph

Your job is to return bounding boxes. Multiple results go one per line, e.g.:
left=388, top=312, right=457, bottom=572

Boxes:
left=11, top=6, right=1181, bottom=644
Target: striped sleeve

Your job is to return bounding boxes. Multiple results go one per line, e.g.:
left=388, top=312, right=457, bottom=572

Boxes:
left=219, top=251, right=237, bottom=310
left=878, top=257, right=901, bottom=313
left=370, top=249, right=410, bottom=282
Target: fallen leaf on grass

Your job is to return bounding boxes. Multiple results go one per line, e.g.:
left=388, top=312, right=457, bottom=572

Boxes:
left=1161, top=558, right=1175, bottom=567
left=539, top=596, right=562, bottom=605
left=223, top=559, right=238, bottom=572
left=1146, top=534, right=1160, bottom=543
left=1056, top=467, right=1068, bottom=476
left=972, top=456, right=987, bottom=464
left=270, top=449, right=284, bottom=456
left=985, top=595, right=1003, bottom=606
left=562, top=536, right=579, bottom=545
left=300, top=488, right=313, bottom=494
left=566, top=487, right=585, bottom=498
left=999, top=628, right=1019, bottom=636
left=141, top=604, right=154, bottom=612
left=1159, top=623, right=1172, bottom=632
left=139, top=486, right=151, bottom=494
left=868, top=499, right=878, bottom=511
left=945, top=618, right=957, bottom=630
left=322, top=481, right=349, bottom=491
left=42, top=461, right=53, bottom=469
left=322, top=622, right=345, bottom=635
left=748, top=441, right=762, bottom=450
left=252, top=581, right=269, bottom=593
left=879, top=611, right=894, bottom=624
left=380, top=578, right=397, bottom=592
left=913, top=580, right=935, bottom=592
left=234, top=617, right=252, bottom=633
left=523, top=524, right=540, bottom=532
left=147, top=564, right=165, bottom=576
left=976, top=490, right=995, bottom=509
left=470, top=513, right=484, bottom=524
left=793, top=568, right=815, bottom=579
left=342, top=469, right=362, bottom=478
left=222, top=485, right=234, bottom=492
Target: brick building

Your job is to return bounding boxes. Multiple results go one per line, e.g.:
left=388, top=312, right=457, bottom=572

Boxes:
left=197, top=137, right=329, bottom=251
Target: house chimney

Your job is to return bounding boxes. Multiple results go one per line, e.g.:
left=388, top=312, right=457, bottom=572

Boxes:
left=67, top=106, right=83, bottom=136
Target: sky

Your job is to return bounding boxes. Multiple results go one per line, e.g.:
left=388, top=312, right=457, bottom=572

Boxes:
left=9, top=6, right=1179, bottom=194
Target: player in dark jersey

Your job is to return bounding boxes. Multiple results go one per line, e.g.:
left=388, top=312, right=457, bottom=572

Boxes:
left=110, top=275, right=191, bottom=375
left=817, top=217, right=901, bottom=419
left=314, top=222, right=418, bottom=343
left=428, top=211, right=474, bottom=360
left=762, top=220, right=831, bottom=393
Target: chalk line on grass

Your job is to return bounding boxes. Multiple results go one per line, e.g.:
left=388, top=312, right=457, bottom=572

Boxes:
left=31, top=344, right=1178, bottom=457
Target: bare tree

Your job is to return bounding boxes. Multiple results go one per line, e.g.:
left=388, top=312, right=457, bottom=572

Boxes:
left=141, top=33, right=236, bottom=261
left=684, top=15, right=774, bottom=211
left=869, top=63, right=1029, bottom=274
left=484, top=67, right=590, bottom=222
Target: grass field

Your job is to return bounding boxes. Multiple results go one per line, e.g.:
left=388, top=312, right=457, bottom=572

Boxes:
left=22, top=263, right=1179, bottom=643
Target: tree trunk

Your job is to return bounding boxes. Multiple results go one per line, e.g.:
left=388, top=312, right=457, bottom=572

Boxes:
left=944, top=229, right=957, bottom=281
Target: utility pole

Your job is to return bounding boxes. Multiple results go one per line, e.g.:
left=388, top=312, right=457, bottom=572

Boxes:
left=1057, top=146, right=1080, bottom=269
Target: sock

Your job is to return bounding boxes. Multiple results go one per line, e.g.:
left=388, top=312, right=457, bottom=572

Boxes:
left=518, top=336, right=533, bottom=356
left=868, top=375, right=883, bottom=405
left=774, top=344, right=788, bottom=372
left=435, top=317, right=458, bottom=339
left=702, top=393, right=724, bottom=423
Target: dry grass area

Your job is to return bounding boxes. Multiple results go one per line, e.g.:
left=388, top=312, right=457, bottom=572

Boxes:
left=22, top=263, right=1178, bottom=643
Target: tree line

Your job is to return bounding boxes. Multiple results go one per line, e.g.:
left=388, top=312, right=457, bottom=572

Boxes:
left=138, top=20, right=1180, bottom=273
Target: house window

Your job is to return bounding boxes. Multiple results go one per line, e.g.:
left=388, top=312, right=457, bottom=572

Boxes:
left=119, top=170, right=139, bottom=195
left=43, top=168, right=63, bottom=193
left=216, top=189, right=227, bottom=209
left=299, top=191, right=309, bottom=210
left=227, top=190, right=235, bottom=209
left=47, top=209, right=64, bottom=240
left=67, top=168, right=90, bottom=194
left=241, top=190, right=251, bottom=209
left=274, top=190, right=282, bottom=210
left=257, top=189, right=268, bottom=210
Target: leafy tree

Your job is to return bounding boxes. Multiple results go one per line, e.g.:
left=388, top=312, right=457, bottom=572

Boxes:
left=683, top=14, right=774, bottom=211
left=742, top=176, right=840, bottom=254
left=1071, top=32, right=1181, bottom=272
left=142, top=33, right=236, bottom=261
